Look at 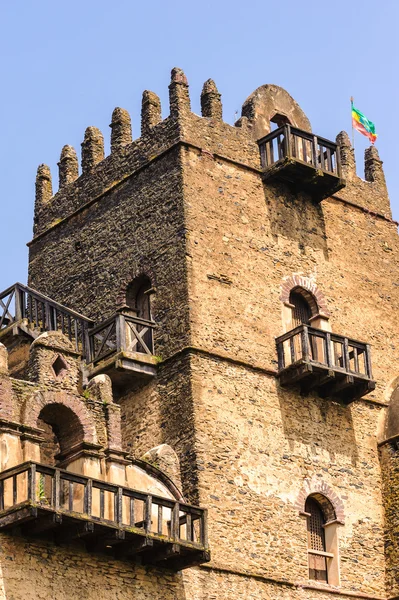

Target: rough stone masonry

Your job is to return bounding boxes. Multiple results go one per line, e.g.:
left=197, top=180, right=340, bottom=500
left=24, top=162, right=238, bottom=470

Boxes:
left=0, top=68, right=398, bottom=599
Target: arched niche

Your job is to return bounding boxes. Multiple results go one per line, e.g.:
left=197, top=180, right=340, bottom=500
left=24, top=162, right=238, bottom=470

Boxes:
left=37, top=403, right=85, bottom=466
left=241, top=84, right=312, bottom=141
left=21, top=391, right=98, bottom=468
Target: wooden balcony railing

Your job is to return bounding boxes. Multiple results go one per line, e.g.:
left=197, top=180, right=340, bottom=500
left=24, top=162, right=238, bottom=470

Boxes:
left=276, top=325, right=375, bottom=403
left=0, top=284, right=157, bottom=376
left=87, top=312, right=156, bottom=365
left=258, top=125, right=345, bottom=200
left=0, top=461, right=209, bottom=569
left=0, top=282, right=93, bottom=354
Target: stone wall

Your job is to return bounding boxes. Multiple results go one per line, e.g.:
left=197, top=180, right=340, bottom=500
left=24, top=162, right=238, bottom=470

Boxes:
left=182, top=142, right=399, bottom=380
left=380, top=442, right=399, bottom=598
left=118, top=354, right=200, bottom=503
left=0, top=534, right=185, bottom=600
left=179, top=113, right=398, bottom=597
left=21, top=72, right=399, bottom=599
left=186, top=355, right=385, bottom=597
left=29, top=145, right=190, bottom=361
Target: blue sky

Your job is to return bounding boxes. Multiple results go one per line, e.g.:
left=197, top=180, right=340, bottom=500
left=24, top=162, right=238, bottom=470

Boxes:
left=0, top=0, right=397, bottom=291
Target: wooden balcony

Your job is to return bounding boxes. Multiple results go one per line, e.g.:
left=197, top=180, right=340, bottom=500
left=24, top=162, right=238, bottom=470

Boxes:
left=85, top=311, right=158, bottom=385
left=0, top=462, right=209, bottom=570
left=0, top=283, right=157, bottom=384
left=258, top=125, right=345, bottom=201
left=276, top=325, right=375, bottom=403
left=0, top=282, right=93, bottom=352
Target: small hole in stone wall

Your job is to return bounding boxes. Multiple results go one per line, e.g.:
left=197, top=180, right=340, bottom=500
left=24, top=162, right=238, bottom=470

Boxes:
left=52, top=355, right=68, bottom=379
left=270, top=113, right=290, bottom=130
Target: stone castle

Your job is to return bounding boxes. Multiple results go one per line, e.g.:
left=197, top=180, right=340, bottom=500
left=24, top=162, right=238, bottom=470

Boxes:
left=0, top=67, right=398, bottom=599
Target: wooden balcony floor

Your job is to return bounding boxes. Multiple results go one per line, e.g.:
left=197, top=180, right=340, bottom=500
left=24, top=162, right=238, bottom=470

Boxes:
left=278, top=359, right=375, bottom=404
left=0, top=501, right=209, bottom=570
left=0, top=462, right=210, bottom=571
left=86, top=350, right=157, bottom=389
left=262, top=157, right=345, bottom=200
left=258, top=124, right=346, bottom=201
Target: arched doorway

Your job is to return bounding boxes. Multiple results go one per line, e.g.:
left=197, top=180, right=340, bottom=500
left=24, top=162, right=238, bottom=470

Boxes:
left=38, top=403, right=85, bottom=466
left=125, top=276, right=153, bottom=353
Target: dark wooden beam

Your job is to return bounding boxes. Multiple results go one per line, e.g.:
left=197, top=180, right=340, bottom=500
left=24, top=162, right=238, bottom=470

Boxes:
left=161, top=549, right=211, bottom=571
left=320, top=374, right=354, bottom=399
left=85, top=528, right=125, bottom=553
left=141, top=542, right=181, bottom=567
left=278, top=362, right=313, bottom=387
left=0, top=506, right=37, bottom=529
left=54, top=521, right=95, bottom=544
left=301, top=370, right=335, bottom=395
left=113, top=535, right=153, bottom=559
left=22, top=512, right=62, bottom=536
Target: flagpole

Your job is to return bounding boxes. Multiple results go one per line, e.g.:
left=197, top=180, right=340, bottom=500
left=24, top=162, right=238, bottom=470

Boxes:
left=350, top=96, right=355, bottom=149
left=350, top=96, right=355, bottom=148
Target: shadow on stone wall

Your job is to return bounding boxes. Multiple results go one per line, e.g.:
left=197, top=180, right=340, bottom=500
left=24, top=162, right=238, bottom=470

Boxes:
left=276, top=384, right=359, bottom=468
left=264, top=183, right=329, bottom=261
left=0, top=533, right=189, bottom=600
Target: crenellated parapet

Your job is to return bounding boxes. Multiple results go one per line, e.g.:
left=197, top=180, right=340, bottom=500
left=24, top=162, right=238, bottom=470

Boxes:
left=110, top=107, right=132, bottom=152
left=141, top=90, right=162, bottom=135
left=81, top=126, right=105, bottom=174
left=336, top=131, right=356, bottom=176
left=58, top=145, right=79, bottom=189
left=335, top=130, right=391, bottom=217
left=169, top=67, right=191, bottom=119
left=365, top=145, right=386, bottom=187
left=31, top=68, right=256, bottom=239
left=31, top=69, right=391, bottom=240
left=201, top=79, right=222, bottom=120
left=34, top=164, right=53, bottom=235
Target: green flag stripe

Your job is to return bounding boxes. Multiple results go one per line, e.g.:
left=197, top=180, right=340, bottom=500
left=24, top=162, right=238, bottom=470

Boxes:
left=352, top=105, right=376, bottom=135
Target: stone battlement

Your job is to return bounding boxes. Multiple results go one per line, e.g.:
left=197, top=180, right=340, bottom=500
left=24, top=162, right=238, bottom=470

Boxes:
left=32, top=69, right=391, bottom=241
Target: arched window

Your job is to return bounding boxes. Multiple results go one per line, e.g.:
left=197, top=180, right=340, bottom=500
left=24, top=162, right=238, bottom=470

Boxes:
left=306, top=496, right=328, bottom=582
left=304, top=493, right=340, bottom=586
left=290, top=290, right=312, bottom=327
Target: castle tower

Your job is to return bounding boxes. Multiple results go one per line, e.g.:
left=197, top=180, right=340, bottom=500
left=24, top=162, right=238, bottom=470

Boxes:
left=0, top=71, right=398, bottom=599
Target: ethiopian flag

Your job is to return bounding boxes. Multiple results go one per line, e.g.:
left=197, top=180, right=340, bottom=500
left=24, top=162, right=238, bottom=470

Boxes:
left=351, top=100, right=377, bottom=144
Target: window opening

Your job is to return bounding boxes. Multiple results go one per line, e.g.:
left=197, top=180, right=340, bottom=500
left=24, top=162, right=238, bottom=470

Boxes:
left=135, top=283, right=151, bottom=321
left=306, top=497, right=328, bottom=583
left=290, top=291, right=312, bottom=327
left=125, top=277, right=153, bottom=353
left=52, top=355, right=68, bottom=379
left=270, top=113, right=290, bottom=129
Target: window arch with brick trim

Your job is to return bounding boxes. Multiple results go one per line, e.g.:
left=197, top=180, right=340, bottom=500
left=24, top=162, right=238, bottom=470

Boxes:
left=297, top=480, right=344, bottom=586
left=281, top=276, right=330, bottom=317
left=289, top=289, right=314, bottom=327
left=22, top=391, right=97, bottom=446
left=306, top=495, right=330, bottom=582
left=280, top=275, right=331, bottom=334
